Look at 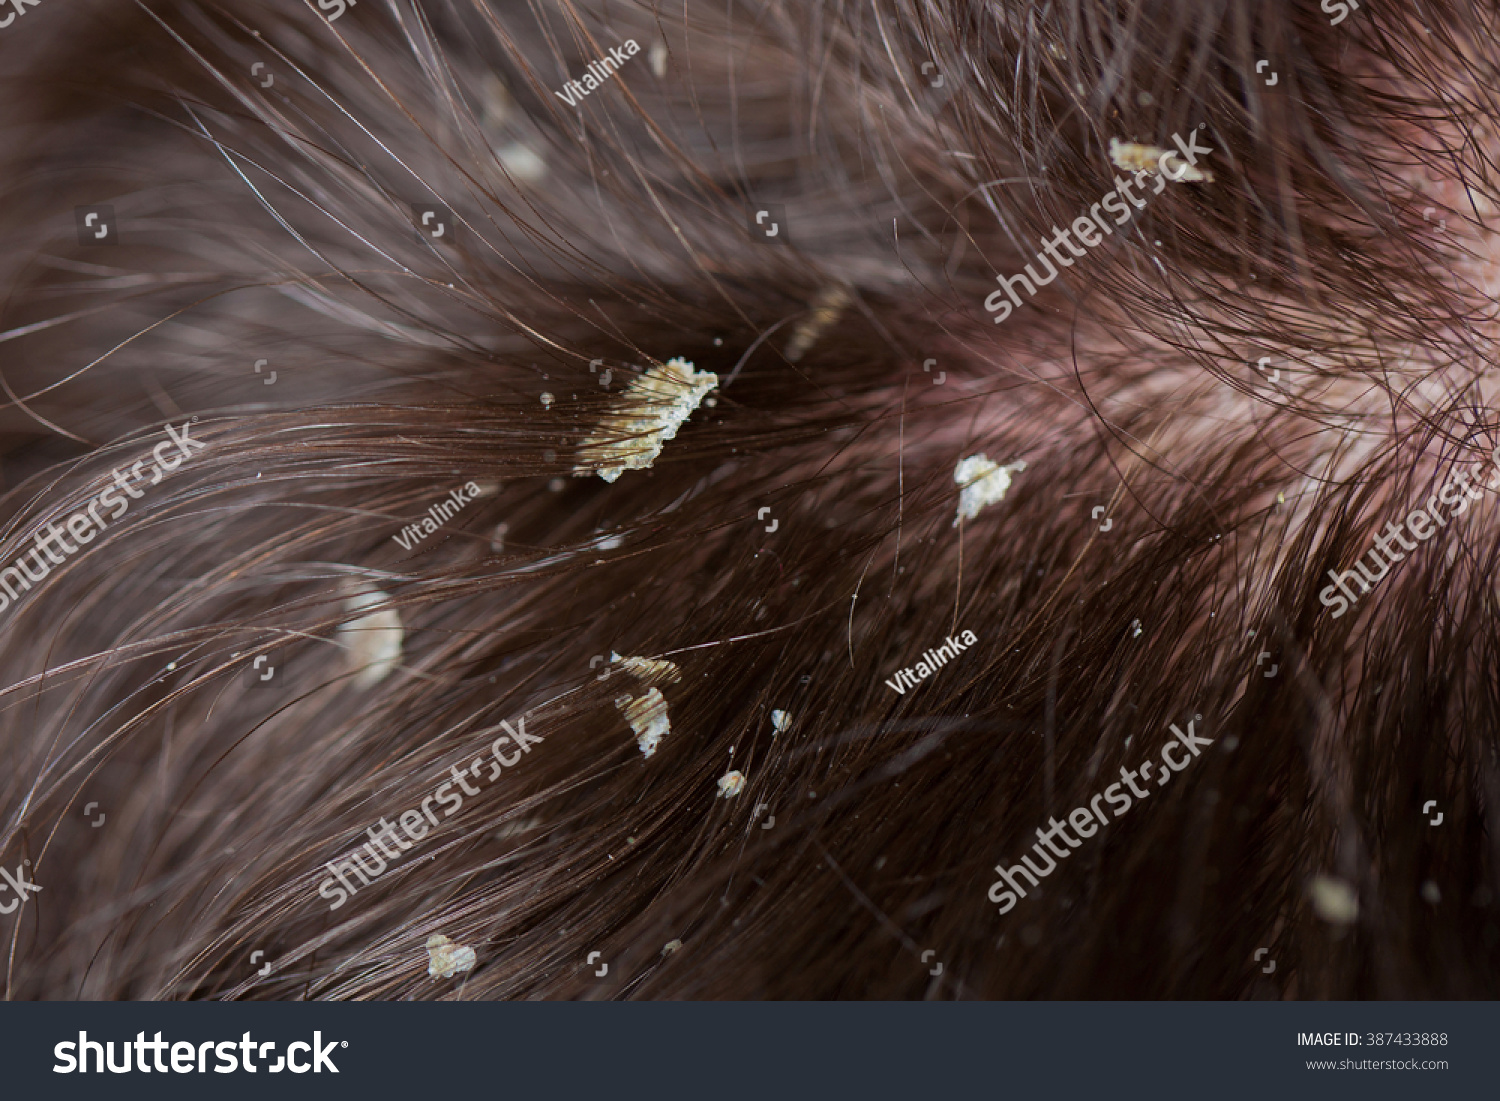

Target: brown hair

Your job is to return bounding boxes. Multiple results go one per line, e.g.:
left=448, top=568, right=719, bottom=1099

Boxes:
left=0, top=0, right=1497, bottom=998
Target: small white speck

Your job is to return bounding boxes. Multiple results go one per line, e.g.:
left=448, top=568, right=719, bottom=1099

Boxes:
left=1421, top=881, right=1441, bottom=904
left=649, top=40, right=669, bottom=78
left=661, top=938, right=682, bottom=956
left=497, top=142, right=546, bottom=183
left=166, top=661, right=177, bottom=671
left=717, top=770, right=745, bottom=798
left=548, top=478, right=566, bottom=492
left=1130, top=620, right=1142, bottom=638
left=771, top=709, right=791, bottom=734
left=426, top=934, right=476, bottom=978
left=540, top=392, right=555, bottom=409
left=1308, top=875, right=1359, bottom=925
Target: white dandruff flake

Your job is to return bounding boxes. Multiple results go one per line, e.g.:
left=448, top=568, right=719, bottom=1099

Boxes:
left=497, top=141, right=546, bottom=184
left=1308, top=875, right=1359, bottom=925
left=338, top=581, right=404, bottom=687
left=426, top=934, right=477, bottom=978
left=616, top=687, right=671, bottom=757
left=771, top=709, right=791, bottom=734
left=661, top=938, right=683, bottom=956
left=953, top=454, right=1026, bottom=525
left=540, top=391, right=555, bottom=409
left=612, top=652, right=682, bottom=686
left=717, top=770, right=746, bottom=798
left=575, top=357, right=718, bottom=482
left=1108, top=137, right=1213, bottom=182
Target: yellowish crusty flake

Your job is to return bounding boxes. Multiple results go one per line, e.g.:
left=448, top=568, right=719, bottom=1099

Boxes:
left=575, top=357, right=718, bottom=482
left=425, top=934, right=477, bottom=978
left=785, top=285, right=852, bottom=363
left=611, top=651, right=682, bottom=687
left=1108, top=137, right=1214, bottom=182
left=616, top=687, right=671, bottom=758
left=717, top=770, right=746, bottom=798
left=661, top=938, right=683, bottom=956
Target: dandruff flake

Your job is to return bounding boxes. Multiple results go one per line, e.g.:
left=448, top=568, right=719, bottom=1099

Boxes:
left=575, top=357, right=718, bottom=482
left=616, top=687, right=671, bottom=757
left=1108, top=137, right=1214, bottom=182
left=338, top=582, right=404, bottom=687
left=953, top=454, right=1027, bottom=525
left=612, top=652, right=682, bottom=686
left=426, top=934, right=477, bottom=978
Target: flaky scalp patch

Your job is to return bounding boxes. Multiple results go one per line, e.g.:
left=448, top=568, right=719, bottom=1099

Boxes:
left=575, top=357, right=718, bottom=482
